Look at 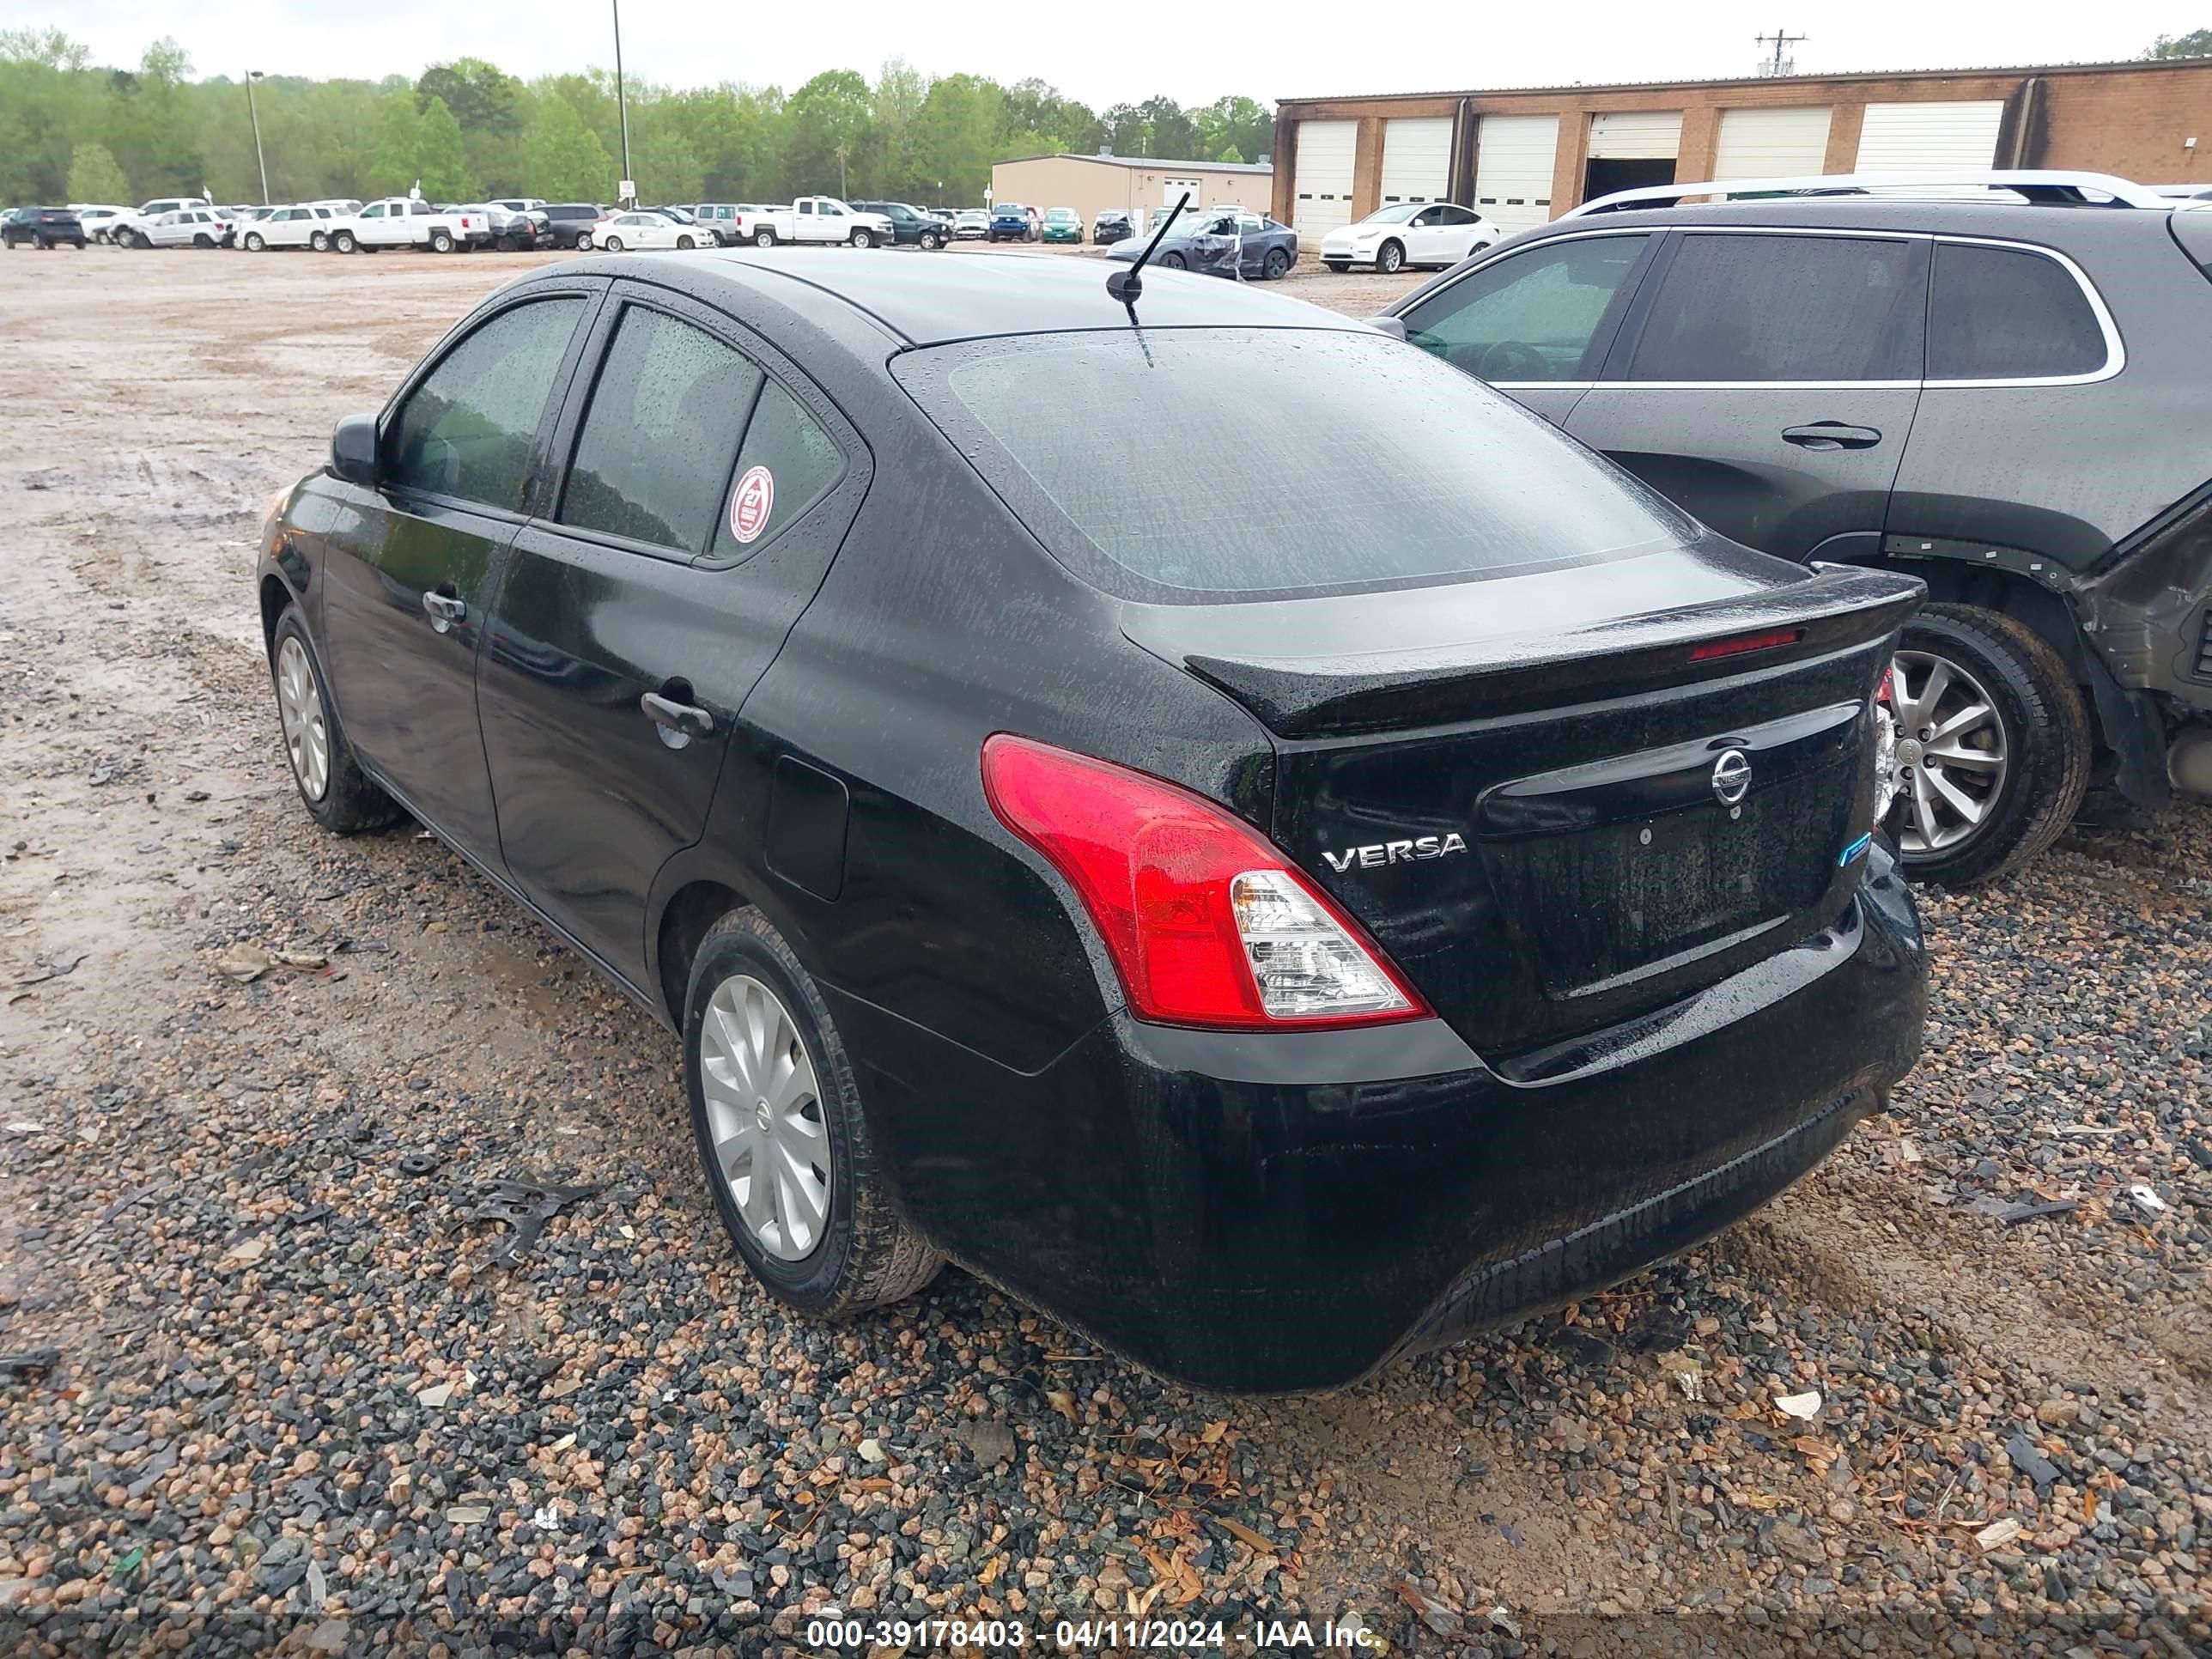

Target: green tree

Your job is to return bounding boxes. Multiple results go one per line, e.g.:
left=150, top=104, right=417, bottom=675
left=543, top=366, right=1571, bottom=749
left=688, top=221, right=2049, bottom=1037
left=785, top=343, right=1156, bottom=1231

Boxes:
left=526, top=94, right=614, bottom=201
left=105, top=40, right=207, bottom=198
left=1134, top=94, right=1200, bottom=161
left=1196, top=95, right=1271, bottom=164
left=784, top=68, right=872, bottom=196
left=910, top=73, right=1002, bottom=202
left=2143, top=27, right=2212, bottom=56
left=0, top=28, right=99, bottom=201
left=415, top=94, right=473, bottom=199
left=367, top=94, right=423, bottom=195
left=66, top=140, right=130, bottom=203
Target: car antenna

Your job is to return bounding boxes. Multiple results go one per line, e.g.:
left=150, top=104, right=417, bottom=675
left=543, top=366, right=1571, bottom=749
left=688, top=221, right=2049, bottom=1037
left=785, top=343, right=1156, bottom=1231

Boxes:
left=1106, top=190, right=1189, bottom=305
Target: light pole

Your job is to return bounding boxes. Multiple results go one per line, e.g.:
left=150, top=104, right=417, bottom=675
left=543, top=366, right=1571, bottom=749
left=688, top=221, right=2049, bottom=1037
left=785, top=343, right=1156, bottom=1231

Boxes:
left=611, top=0, right=634, bottom=204
left=246, top=70, right=270, bottom=204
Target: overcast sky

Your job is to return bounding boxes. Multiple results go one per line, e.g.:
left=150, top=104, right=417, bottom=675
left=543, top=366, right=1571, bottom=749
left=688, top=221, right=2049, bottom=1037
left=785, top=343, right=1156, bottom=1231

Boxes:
left=8, top=2, right=2194, bottom=109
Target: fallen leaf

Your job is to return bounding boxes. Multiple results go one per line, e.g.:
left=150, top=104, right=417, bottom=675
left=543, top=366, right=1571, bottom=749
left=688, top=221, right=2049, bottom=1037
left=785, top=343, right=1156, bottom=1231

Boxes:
left=1790, top=1435, right=1837, bottom=1467
left=1200, top=1419, right=1229, bottom=1444
left=1044, top=1389, right=1077, bottom=1424
left=1212, top=1515, right=1273, bottom=1553
left=1773, top=1390, right=1823, bottom=1420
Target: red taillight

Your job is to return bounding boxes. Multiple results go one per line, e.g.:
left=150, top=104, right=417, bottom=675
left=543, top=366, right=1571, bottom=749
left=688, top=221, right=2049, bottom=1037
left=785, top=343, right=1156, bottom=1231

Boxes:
left=1688, top=627, right=1803, bottom=663
left=981, top=734, right=1427, bottom=1030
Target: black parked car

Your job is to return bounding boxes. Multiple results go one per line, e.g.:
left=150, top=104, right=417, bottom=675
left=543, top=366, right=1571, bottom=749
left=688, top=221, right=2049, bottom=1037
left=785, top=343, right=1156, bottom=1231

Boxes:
left=1107, top=207, right=1297, bottom=280
left=848, top=201, right=951, bottom=249
left=2, top=205, right=87, bottom=249
left=540, top=202, right=606, bottom=250
left=256, top=250, right=1925, bottom=1393
left=1092, top=209, right=1134, bottom=245
left=1383, top=194, right=2212, bottom=884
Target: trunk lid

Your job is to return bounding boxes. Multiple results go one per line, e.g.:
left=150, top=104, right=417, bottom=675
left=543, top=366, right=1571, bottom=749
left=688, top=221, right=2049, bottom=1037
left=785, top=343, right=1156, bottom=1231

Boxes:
left=1123, top=549, right=1921, bottom=1054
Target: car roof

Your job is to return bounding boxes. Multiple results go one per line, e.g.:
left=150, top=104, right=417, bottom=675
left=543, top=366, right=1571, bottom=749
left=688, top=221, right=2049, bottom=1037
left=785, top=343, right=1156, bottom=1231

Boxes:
left=564, top=246, right=1354, bottom=347
left=1517, top=195, right=2179, bottom=246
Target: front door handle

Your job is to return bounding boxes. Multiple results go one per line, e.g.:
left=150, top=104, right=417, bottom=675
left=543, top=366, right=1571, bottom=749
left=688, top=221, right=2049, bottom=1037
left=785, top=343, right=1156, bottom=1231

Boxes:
left=421, top=588, right=467, bottom=633
left=641, top=690, right=715, bottom=749
left=1782, top=422, right=1882, bottom=451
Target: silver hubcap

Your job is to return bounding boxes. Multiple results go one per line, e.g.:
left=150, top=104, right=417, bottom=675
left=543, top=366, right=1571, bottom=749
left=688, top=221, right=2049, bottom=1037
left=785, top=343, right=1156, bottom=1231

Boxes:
left=275, top=635, right=330, bottom=802
left=1889, top=649, right=2008, bottom=854
left=700, top=974, right=830, bottom=1261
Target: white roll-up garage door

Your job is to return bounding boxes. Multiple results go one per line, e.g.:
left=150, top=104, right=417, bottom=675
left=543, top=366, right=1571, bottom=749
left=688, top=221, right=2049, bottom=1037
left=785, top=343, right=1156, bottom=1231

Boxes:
left=1292, top=119, right=1358, bottom=246
left=1587, top=111, right=1683, bottom=160
left=1379, top=117, right=1453, bottom=205
left=1472, top=113, right=1559, bottom=232
left=1711, top=106, right=1833, bottom=179
left=1855, top=101, right=2003, bottom=172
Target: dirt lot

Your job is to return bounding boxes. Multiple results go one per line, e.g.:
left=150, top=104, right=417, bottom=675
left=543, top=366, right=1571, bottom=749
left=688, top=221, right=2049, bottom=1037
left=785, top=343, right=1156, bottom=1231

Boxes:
left=1, top=246, right=2208, bottom=1659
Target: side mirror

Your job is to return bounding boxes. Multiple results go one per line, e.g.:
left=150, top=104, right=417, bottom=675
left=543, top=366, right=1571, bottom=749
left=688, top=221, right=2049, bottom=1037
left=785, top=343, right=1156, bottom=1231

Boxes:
left=1366, top=315, right=1408, bottom=342
left=330, top=413, right=381, bottom=487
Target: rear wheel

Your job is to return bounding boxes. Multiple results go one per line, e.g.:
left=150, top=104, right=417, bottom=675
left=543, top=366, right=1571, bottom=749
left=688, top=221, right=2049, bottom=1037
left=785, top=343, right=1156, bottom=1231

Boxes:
left=1885, top=603, right=2090, bottom=886
left=429, top=229, right=454, bottom=253
left=1160, top=251, right=1187, bottom=270
left=753, top=228, right=776, bottom=247
left=192, top=233, right=215, bottom=249
left=309, top=230, right=328, bottom=252
left=575, top=230, right=594, bottom=250
left=269, top=609, right=401, bottom=835
left=1377, top=239, right=1406, bottom=275
left=1262, top=247, right=1290, bottom=280
left=684, top=910, right=942, bottom=1315
left=602, top=233, right=624, bottom=252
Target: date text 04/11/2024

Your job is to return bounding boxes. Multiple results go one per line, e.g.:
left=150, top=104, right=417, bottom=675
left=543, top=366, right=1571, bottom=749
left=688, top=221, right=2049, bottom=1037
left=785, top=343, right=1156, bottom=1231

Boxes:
left=802, top=1617, right=1384, bottom=1650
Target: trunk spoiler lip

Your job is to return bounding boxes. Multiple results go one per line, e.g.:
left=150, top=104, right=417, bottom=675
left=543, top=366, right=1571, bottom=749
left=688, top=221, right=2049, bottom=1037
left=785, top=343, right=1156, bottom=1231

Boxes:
left=1181, top=564, right=1925, bottom=739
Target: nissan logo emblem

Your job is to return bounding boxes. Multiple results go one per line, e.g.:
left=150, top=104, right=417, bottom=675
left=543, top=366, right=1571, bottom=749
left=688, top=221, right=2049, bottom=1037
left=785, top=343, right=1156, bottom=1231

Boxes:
left=1711, top=749, right=1753, bottom=806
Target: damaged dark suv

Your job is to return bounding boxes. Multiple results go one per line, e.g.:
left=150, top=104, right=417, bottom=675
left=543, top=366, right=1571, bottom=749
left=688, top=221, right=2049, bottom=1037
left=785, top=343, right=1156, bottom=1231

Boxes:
left=1385, top=190, right=2212, bottom=884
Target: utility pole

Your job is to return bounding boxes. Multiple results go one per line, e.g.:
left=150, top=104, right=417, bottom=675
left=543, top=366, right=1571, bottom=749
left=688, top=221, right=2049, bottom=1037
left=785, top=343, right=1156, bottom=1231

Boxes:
left=834, top=143, right=849, bottom=198
left=246, top=70, right=270, bottom=204
left=1754, top=27, right=1807, bottom=77
left=611, top=0, right=635, bottom=203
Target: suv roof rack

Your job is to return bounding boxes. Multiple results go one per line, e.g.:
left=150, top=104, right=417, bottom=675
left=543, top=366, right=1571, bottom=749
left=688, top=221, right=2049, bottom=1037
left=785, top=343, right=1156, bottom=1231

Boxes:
left=1565, top=169, right=2172, bottom=218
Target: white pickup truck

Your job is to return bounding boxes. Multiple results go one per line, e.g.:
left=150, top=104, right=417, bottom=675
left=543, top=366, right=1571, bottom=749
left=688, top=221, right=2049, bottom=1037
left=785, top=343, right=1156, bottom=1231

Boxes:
left=735, top=197, right=896, bottom=249
left=326, top=198, right=489, bottom=255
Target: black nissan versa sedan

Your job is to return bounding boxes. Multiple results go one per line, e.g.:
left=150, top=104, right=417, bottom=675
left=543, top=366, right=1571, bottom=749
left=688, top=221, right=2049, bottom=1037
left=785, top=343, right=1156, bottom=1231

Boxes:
left=255, top=251, right=1928, bottom=1393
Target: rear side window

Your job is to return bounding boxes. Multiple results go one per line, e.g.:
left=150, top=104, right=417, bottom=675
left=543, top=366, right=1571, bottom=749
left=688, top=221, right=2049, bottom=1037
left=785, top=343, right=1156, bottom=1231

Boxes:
left=896, top=327, right=1691, bottom=602
left=1627, top=233, right=1923, bottom=383
left=1401, top=234, right=1650, bottom=383
left=561, top=306, right=764, bottom=553
left=1927, top=242, right=2107, bottom=380
left=711, top=381, right=845, bottom=558
left=385, top=297, right=586, bottom=511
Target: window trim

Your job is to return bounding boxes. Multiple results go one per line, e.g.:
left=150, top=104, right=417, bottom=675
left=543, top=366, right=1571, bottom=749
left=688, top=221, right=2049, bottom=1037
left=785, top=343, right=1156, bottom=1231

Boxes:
left=1922, top=234, right=2124, bottom=390
left=373, top=284, right=608, bottom=522
left=1403, top=222, right=2123, bottom=393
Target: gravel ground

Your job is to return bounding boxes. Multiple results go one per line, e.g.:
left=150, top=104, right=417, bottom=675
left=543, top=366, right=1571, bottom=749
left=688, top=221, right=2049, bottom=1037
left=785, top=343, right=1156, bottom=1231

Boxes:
left=1, top=249, right=2207, bottom=1659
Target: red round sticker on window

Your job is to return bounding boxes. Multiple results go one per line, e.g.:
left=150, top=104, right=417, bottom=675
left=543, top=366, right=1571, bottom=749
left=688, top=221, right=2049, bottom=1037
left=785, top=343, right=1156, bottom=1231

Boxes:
left=729, top=465, right=775, bottom=544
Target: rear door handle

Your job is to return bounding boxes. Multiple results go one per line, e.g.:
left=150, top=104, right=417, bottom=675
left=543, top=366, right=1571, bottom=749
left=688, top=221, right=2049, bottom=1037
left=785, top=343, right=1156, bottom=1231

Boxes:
left=1782, top=422, right=1882, bottom=451
left=421, top=588, right=467, bottom=632
left=641, top=690, right=714, bottom=748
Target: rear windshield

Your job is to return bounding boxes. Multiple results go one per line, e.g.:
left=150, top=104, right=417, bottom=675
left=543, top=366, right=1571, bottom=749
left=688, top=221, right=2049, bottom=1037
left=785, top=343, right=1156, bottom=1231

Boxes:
left=894, top=326, right=1691, bottom=602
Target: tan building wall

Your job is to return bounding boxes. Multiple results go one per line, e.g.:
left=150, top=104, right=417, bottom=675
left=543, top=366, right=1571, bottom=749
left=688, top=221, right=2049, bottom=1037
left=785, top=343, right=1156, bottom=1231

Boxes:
left=1272, top=59, right=2212, bottom=227
left=990, top=155, right=1274, bottom=229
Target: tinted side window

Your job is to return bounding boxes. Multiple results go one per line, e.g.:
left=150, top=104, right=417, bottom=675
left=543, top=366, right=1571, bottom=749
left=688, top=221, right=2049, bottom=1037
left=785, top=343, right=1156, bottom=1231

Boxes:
left=1928, top=242, right=2106, bottom=380
left=561, top=307, right=763, bottom=553
left=1402, top=234, right=1650, bottom=382
left=1628, top=234, right=1922, bottom=383
left=711, top=380, right=846, bottom=558
left=385, top=298, right=586, bottom=511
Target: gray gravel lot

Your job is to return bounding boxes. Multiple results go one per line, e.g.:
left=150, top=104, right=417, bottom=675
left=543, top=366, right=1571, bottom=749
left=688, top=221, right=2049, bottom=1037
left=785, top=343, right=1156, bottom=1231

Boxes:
left=1, top=248, right=2208, bottom=1658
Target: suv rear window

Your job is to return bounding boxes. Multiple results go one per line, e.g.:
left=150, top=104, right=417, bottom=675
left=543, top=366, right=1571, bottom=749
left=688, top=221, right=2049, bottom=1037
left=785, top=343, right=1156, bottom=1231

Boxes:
left=895, top=328, right=1690, bottom=602
left=1626, top=232, right=1923, bottom=383
left=1927, top=242, right=2107, bottom=381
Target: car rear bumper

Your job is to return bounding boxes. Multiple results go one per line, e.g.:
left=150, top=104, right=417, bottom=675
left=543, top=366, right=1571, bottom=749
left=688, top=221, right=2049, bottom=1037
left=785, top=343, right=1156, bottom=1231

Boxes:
left=832, top=843, right=1924, bottom=1395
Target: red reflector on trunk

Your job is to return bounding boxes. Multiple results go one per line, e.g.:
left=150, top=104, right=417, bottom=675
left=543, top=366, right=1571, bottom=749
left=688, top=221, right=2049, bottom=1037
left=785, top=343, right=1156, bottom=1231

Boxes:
left=1689, top=628, right=1803, bottom=663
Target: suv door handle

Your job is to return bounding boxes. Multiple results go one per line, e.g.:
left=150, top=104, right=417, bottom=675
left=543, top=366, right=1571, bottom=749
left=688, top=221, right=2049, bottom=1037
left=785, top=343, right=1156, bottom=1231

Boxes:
left=1782, top=422, right=1882, bottom=451
left=421, top=588, right=467, bottom=632
left=641, top=690, right=714, bottom=747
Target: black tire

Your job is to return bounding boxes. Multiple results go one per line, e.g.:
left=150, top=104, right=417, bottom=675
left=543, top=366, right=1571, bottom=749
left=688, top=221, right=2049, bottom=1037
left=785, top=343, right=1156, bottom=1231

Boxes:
left=850, top=228, right=874, bottom=248
left=677, top=234, right=695, bottom=250
left=1377, top=239, right=1406, bottom=275
left=752, top=228, right=775, bottom=247
left=1323, top=259, right=1350, bottom=273
left=309, top=231, right=328, bottom=252
left=244, top=231, right=264, bottom=252
left=268, top=606, right=403, bottom=835
left=429, top=229, right=454, bottom=253
left=1262, top=247, right=1290, bottom=280
left=603, top=234, right=624, bottom=252
left=684, top=910, right=942, bottom=1315
left=1887, top=603, right=2091, bottom=887
left=71, top=237, right=86, bottom=250
left=1160, top=251, right=1187, bottom=270
left=192, top=233, right=214, bottom=248
left=919, top=231, right=941, bottom=250
left=333, top=230, right=356, bottom=254
left=575, top=230, right=594, bottom=251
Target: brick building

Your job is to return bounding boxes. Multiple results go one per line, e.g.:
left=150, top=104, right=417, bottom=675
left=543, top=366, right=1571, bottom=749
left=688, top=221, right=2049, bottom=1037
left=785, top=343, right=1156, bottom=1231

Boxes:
left=1270, top=58, right=2212, bottom=246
